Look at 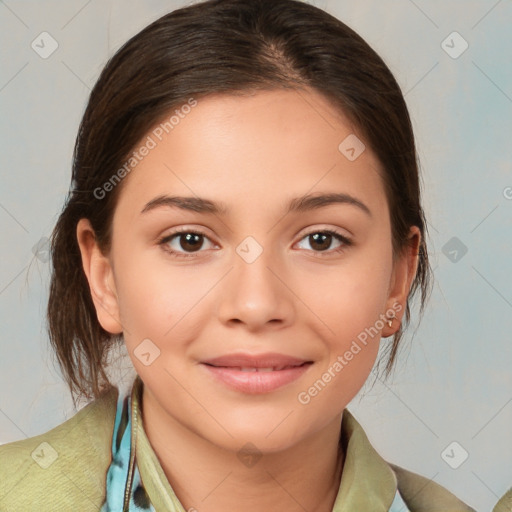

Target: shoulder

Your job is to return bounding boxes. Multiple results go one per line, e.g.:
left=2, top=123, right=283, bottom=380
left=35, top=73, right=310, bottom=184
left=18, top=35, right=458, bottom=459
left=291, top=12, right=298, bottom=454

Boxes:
left=387, top=462, right=477, bottom=511
left=493, top=486, right=512, bottom=512
left=389, top=462, right=512, bottom=512
left=0, top=386, right=118, bottom=512
left=341, top=409, right=478, bottom=511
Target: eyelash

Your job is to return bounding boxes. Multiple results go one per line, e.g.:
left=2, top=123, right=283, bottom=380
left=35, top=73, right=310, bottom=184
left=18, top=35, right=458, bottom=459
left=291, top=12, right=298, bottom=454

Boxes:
left=157, top=227, right=353, bottom=259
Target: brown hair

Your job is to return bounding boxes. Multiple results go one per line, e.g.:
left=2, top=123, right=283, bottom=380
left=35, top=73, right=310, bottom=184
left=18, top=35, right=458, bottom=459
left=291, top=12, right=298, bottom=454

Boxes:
left=48, top=0, right=433, bottom=406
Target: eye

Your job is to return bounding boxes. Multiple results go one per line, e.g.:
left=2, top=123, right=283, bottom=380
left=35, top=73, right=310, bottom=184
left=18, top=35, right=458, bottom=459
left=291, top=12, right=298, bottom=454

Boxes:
left=158, top=227, right=353, bottom=259
left=295, top=229, right=352, bottom=255
left=158, top=228, right=216, bottom=258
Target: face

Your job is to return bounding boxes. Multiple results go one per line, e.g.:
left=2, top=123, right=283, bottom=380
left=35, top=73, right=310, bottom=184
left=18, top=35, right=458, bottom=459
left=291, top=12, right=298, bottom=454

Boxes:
left=78, top=88, right=419, bottom=454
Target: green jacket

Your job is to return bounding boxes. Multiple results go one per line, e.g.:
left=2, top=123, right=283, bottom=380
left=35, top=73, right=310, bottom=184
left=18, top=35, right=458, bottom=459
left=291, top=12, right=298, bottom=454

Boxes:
left=0, top=384, right=510, bottom=511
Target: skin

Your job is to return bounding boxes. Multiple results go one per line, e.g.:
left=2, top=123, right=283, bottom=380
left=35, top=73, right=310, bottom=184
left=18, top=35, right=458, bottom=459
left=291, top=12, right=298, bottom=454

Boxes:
left=77, top=87, right=420, bottom=512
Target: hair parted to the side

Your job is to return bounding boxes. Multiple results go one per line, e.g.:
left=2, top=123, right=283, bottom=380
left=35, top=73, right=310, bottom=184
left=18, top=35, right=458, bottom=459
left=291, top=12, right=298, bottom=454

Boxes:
left=47, top=0, right=433, bottom=406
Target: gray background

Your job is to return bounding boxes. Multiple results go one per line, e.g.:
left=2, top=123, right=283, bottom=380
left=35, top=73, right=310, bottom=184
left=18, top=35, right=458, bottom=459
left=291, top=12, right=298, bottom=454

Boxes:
left=1, top=0, right=511, bottom=510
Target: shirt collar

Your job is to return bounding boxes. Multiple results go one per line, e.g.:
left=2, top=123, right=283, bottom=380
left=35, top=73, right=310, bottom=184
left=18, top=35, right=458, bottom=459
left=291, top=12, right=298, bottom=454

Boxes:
left=131, top=375, right=398, bottom=511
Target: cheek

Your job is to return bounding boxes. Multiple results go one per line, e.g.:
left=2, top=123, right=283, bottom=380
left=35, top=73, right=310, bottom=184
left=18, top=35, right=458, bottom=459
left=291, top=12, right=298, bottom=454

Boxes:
left=295, top=243, right=393, bottom=399
left=296, top=265, right=390, bottom=417
left=302, top=252, right=392, bottom=339
left=112, top=248, right=170, bottom=336
left=114, top=253, right=216, bottom=350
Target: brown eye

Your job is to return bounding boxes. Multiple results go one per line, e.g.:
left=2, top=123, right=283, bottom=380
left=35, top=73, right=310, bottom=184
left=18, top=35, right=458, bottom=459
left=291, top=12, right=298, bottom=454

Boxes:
left=308, top=232, right=333, bottom=251
left=177, top=232, right=204, bottom=252
left=158, top=229, right=216, bottom=258
left=296, top=229, right=352, bottom=255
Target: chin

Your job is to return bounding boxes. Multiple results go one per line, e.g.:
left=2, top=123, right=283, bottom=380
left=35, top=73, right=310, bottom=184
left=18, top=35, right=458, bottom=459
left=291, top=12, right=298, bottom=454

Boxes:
left=209, top=416, right=312, bottom=455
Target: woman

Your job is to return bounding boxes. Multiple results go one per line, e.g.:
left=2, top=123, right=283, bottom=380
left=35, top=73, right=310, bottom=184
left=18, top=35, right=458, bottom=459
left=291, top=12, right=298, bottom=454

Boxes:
left=1, top=0, right=509, bottom=510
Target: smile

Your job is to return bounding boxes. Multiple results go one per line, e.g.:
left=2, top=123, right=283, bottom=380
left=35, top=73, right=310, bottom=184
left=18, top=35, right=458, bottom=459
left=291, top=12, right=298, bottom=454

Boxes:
left=200, top=354, right=313, bottom=394
left=228, top=365, right=301, bottom=372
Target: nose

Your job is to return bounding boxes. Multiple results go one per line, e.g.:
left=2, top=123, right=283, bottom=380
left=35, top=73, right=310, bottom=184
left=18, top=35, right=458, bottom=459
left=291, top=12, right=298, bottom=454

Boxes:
left=216, top=243, right=295, bottom=332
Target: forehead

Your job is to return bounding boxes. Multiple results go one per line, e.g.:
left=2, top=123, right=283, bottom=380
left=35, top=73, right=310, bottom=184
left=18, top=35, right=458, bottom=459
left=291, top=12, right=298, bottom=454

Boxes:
left=114, top=88, right=387, bottom=219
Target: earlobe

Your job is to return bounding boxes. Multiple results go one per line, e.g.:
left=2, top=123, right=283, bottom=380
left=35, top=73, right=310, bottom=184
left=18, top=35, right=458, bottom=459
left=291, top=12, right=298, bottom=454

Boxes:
left=382, top=226, right=421, bottom=337
left=76, top=218, right=123, bottom=334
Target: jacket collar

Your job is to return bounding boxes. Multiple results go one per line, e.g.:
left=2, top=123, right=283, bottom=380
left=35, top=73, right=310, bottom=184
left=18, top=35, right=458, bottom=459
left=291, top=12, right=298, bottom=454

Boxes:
left=131, top=375, right=399, bottom=511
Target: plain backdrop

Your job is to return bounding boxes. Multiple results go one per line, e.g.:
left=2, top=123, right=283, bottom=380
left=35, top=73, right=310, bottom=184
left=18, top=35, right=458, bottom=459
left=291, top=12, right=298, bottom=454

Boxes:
left=0, top=1, right=511, bottom=510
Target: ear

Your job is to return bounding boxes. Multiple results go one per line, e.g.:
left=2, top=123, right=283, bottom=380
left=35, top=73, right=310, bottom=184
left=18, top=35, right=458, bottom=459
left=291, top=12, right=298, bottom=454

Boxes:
left=76, top=218, right=123, bottom=334
left=381, top=226, right=421, bottom=337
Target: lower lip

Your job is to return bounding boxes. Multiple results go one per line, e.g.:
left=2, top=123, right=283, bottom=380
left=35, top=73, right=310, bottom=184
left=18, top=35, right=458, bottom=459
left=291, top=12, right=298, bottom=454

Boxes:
left=201, top=363, right=312, bottom=394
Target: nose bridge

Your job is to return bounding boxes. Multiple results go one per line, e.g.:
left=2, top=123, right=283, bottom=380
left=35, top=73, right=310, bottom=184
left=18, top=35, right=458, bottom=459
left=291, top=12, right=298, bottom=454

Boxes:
left=216, top=233, right=293, bottom=328
left=234, top=234, right=280, bottom=304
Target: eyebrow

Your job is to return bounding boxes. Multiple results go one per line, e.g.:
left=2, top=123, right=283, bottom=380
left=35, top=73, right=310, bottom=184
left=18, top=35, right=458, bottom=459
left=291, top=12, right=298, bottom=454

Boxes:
left=140, top=192, right=372, bottom=217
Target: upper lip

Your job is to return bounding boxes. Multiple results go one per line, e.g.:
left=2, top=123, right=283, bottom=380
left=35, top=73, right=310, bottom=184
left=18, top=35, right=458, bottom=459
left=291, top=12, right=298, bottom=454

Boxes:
left=201, top=352, right=312, bottom=368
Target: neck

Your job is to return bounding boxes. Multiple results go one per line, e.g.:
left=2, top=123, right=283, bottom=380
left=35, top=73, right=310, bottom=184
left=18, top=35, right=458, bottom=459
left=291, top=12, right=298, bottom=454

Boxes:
left=141, top=387, right=345, bottom=512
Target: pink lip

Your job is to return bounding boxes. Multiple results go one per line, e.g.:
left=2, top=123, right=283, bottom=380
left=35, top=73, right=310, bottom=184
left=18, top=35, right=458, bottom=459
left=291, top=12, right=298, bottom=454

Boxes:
left=202, top=352, right=310, bottom=368
left=200, top=352, right=313, bottom=394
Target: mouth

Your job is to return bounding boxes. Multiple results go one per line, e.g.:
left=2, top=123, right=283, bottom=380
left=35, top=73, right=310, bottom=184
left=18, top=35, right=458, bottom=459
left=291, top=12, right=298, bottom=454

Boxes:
left=200, top=353, right=313, bottom=394
left=204, top=364, right=309, bottom=372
